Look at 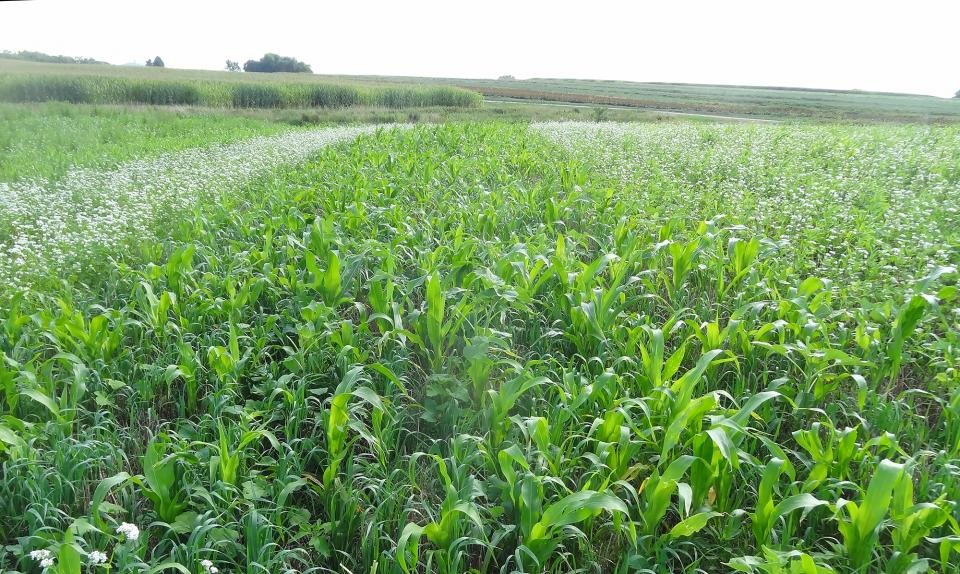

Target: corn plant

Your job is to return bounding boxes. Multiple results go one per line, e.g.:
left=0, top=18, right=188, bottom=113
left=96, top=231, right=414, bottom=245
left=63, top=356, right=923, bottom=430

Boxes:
left=3, top=120, right=960, bottom=574
left=751, top=458, right=827, bottom=547
left=834, top=459, right=904, bottom=571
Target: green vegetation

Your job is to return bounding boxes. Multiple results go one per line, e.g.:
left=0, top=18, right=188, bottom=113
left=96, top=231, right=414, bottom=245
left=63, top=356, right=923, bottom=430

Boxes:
left=242, top=53, right=312, bottom=73
left=5, top=59, right=958, bottom=121
left=464, top=78, right=960, bottom=121
left=277, top=101, right=689, bottom=126
left=0, top=60, right=481, bottom=110
left=1, top=120, right=959, bottom=574
left=329, top=74, right=960, bottom=122
left=0, top=102, right=291, bottom=181
left=0, top=49, right=107, bottom=65
left=0, top=99, right=682, bottom=184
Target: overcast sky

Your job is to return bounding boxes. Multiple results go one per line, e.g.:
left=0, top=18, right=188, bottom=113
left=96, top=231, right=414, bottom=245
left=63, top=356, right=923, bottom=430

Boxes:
left=2, top=0, right=958, bottom=97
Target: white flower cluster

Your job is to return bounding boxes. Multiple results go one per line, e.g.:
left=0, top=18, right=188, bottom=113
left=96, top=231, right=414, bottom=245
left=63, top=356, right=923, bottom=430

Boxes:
left=89, top=550, right=108, bottom=565
left=29, top=549, right=55, bottom=568
left=0, top=125, right=390, bottom=293
left=117, top=521, right=140, bottom=542
left=201, top=558, right=219, bottom=573
left=532, top=122, right=960, bottom=297
left=31, top=545, right=109, bottom=568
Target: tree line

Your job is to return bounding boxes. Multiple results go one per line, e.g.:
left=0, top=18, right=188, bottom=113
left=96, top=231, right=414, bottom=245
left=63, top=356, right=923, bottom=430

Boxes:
left=226, top=53, right=312, bottom=74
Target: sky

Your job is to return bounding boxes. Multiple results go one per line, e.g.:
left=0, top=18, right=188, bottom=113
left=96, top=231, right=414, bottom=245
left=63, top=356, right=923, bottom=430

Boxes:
left=1, top=0, right=958, bottom=97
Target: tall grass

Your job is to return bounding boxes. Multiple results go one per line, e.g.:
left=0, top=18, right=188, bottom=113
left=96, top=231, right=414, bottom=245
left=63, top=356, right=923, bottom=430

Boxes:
left=0, top=73, right=483, bottom=109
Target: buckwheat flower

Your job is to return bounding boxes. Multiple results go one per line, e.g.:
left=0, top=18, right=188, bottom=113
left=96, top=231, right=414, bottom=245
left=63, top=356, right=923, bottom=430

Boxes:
left=89, top=550, right=108, bottom=565
left=40, top=557, right=55, bottom=568
left=117, top=522, right=140, bottom=541
left=0, top=125, right=385, bottom=292
left=29, top=549, right=52, bottom=561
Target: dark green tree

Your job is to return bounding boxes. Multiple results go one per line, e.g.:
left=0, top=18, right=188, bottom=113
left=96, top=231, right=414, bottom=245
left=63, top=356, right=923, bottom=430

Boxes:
left=242, top=53, right=312, bottom=73
left=226, top=60, right=241, bottom=72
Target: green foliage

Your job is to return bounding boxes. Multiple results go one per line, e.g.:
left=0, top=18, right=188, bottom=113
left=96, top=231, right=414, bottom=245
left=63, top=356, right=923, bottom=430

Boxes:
left=243, top=53, right=312, bottom=73
left=231, top=83, right=283, bottom=108
left=1, top=121, right=959, bottom=574
left=0, top=50, right=107, bottom=65
left=0, top=72, right=482, bottom=109
left=834, top=460, right=905, bottom=571
left=0, top=102, right=287, bottom=182
left=463, top=76, right=960, bottom=122
left=141, top=436, right=190, bottom=522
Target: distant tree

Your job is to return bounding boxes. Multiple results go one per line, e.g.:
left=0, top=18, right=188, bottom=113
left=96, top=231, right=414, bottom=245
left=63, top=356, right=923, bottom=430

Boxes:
left=145, top=58, right=153, bottom=67
left=0, top=50, right=108, bottom=65
left=955, top=89, right=960, bottom=98
left=498, top=75, right=516, bottom=81
left=146, top=56, right=165, bottom=68
left=243, top=53, right=312, bottom=73
left=226, top=59, right=241, bottom=72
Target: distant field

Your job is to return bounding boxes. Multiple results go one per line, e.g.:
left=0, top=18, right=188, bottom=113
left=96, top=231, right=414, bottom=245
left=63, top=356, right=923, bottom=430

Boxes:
left=321, top=74, right=960, bottom=122
left=0, top=59, right=482, bottom=109
left=5, top=60, right=959, bottom=121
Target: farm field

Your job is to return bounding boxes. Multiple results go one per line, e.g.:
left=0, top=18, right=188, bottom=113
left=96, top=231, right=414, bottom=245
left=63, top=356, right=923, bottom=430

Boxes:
left=325, top=74, right=960, bottom=123
left=0, top=60, right=482, bottom=110
left=7, top=59, right=960, bottom=123
left=1, top=119, right=959, bottom=574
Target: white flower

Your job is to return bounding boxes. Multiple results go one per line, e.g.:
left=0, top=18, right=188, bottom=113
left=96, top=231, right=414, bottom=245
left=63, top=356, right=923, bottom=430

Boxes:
left=0, top=125, right=387, bottom=292
left=29, top=549, right=52, bottom=561
left=89, top=550, right=108, bottom=565
left=40, top=557, right=55, bottom=568
left=201, top=559, right=219, bottom=573
left=117, top=522, right=140, bottom=542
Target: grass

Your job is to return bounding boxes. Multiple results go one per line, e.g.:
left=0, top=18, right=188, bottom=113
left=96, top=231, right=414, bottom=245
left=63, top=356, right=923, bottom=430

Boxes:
left=0, top=102, right=293, bottom=182
left=324, top=73, right=960, bottom=122
left=0, top=59, right=481, bottom=110
left=269, top=100, right=692, bottom=125
left=0, top=100, right=687, bottom=183
left=8, top=58, right=960, bottom=122
left=1, top=120, right=959, bottom=574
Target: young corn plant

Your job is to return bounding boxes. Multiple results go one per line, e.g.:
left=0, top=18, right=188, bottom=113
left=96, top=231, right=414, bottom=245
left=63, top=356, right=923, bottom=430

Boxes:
left=750, top=458, right=827, bottom=547
left=886, top=466, right=951, bottom=573
left=203, top=419, right=281, bottom=488
left=141, top=435, right=191, bottom=523
left=396, top=452, right=485, bottom=574
left=728, top=546, right=835, bottom=573
left=408, top=273, right=474, bottom=371
left=321, top=365, right=384, bottom=489
left=834, top=459, right=904, bottom=572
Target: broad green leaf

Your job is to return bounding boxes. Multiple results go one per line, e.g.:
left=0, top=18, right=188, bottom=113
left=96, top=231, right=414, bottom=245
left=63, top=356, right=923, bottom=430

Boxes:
left=91, top=471, right=131, bottom=526
left=668, top=511, right=722, bottom=538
